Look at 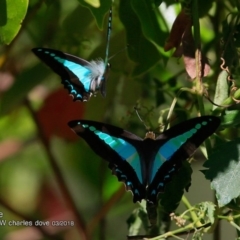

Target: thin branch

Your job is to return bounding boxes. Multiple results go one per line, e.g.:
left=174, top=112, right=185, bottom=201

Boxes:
left=24, top=98, right=89, bottom=240
left=87, top=185, right=126, bottom=234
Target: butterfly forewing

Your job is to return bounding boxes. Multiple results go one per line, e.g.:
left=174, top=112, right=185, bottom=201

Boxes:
left=146, top=116, right=221, bottom=203
left=32, top=48, right=100, bottom=101
left=68, top=120, right=147, bottom=202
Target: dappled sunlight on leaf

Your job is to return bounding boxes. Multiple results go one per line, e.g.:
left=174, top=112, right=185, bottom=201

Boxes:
left=0, top=139, right=23, bottom=162
left=0, top=0, right=28, bottom=44
left=0, top=72, right=14, bottom=91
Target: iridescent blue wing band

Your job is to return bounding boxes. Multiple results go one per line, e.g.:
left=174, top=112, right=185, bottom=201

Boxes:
left=32, top=48, right=94, bottom=101
left=68, top=120, right=147, bottom=202
left=146, top=116, right=221, bottom=203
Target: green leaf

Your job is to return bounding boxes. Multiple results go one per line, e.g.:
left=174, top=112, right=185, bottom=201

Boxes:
left=138, top=206, right=151, bottom=233
left=192, top=230, right=204, bottom=240
left=212, top=70, right=229, bottom=110
left=61, top=5, right=93, bottom=36
left=119, top=0, right=161, bottom=76
left=131, top=0, right=165, bottom=48
left=154, top=0, right=163, bottom=6
left=197, top=0, right=214, bottom=18
left=80, top=0, right=100, bottom=8
left=0, top=63, right=50, bottom=115
left=29, top=0, right=61, bottom=46
left=0, top=0, right=28, bottom=44
left=127, top=208, right=144, bottom=236
left=197, top=202, right=216, bottom=224
left=77, top=0, right=111, bottom=29
left=59, top=5, right=97, bottom=55
left=221, top=110, right=240, bottom=128
left=203, top=140, right=240, bottom=207
left=133, top=38, right=161, bottom=76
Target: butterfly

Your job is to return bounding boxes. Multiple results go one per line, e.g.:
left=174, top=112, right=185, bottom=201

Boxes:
left=68, top=116, right=220, bottom=204
left=32, top=8, right=112, bottom=102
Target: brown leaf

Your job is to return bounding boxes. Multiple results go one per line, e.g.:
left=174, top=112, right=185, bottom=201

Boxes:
left=164, top=9, right=192, bottom=51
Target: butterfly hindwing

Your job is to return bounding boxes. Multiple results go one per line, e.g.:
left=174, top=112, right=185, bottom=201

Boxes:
left=146, top=116, right=221, bottom=203
left=68, top=120, right=146, bottom=202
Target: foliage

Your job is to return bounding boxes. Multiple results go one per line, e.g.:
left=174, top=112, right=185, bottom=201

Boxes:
left=1, top=0, right=240, bottom=240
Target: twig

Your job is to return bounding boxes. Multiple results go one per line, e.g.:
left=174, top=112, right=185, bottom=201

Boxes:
left=24, top=98, right=89, bottom=240
left=87, top=185, right=126, bottom=234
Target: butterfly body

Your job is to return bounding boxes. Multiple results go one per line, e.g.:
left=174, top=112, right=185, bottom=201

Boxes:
left=68, top=116, right=220, bottom=203
left=32, top=48, right=110, bottom=101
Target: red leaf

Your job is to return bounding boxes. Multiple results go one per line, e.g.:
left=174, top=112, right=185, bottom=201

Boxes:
left=36, top=88, right=85, bottom=141
left=165, top=14, right=210, bottom=80
left=181, top=24, right=210, bottom=79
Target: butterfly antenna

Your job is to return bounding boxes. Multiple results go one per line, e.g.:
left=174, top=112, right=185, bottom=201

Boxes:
left=104, top=7, right=112, bottom=68
left=134, top=107, right=150, bottom=131
left=108, top=45, right=128, bottom=61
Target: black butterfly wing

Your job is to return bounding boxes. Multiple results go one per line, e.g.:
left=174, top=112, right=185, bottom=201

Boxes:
left=32, top=48, right=97, bottom=101
left=68, top=120, right=147, bottom=202
left=146, top=116, right=221, bottom=204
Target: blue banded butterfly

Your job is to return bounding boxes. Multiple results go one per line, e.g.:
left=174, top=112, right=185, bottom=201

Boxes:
left=32, top=8, right=112, bottom=102
left=68, top=116, right=220, bottom=204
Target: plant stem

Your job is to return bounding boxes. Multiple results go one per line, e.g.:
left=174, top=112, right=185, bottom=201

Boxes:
left=181, top=195, right=201, bottom=227
left=192, top=0, right=214, bottom=155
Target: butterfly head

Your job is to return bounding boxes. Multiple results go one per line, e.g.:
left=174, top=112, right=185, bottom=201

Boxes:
left=145, top=132, right=156, bottom=140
